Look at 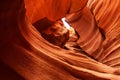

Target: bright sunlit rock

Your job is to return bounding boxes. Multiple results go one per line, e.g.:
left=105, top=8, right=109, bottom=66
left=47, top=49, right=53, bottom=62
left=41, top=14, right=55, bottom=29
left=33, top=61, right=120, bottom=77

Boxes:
left=61, top=17, right=75, bottom=36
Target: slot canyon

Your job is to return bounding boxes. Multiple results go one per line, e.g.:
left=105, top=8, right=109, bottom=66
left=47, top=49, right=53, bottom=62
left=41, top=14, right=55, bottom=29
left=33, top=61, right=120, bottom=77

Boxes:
left=0, top=0, right=120, bottom=80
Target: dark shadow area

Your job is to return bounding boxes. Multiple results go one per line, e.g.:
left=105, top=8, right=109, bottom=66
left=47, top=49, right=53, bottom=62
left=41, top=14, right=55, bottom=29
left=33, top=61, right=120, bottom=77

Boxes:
left=0, top=60, right=25, bottom=80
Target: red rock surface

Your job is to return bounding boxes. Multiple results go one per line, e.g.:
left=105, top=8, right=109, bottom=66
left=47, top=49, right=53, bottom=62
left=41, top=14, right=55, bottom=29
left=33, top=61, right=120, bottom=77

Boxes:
left=0, top=0, right=120, bottom=80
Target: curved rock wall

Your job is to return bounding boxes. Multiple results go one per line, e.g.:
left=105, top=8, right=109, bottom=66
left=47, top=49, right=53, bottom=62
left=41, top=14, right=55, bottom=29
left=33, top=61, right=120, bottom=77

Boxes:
left=25, top=0, right=71, bottom=23
left=0, top=0, right=120, bottom=80
left=88, top=0, right=120, bottom=68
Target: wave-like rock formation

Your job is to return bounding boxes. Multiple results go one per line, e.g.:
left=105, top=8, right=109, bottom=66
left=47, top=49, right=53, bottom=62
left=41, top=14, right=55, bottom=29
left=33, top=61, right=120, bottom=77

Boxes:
left=0, top=0, right=120, bottom=80
left=89, top=0, right=120, bottom=68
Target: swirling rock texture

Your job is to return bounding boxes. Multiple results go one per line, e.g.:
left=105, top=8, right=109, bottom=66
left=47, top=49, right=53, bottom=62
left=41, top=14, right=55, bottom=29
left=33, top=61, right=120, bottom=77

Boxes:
left=88, top=0, right=120, bottom=68
left=0, top=0, right=120, bottom=80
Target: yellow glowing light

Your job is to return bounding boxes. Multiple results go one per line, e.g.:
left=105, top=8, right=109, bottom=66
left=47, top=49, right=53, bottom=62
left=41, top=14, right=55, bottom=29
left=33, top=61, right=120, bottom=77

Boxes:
left=61, top=17, right=75, bottom=36
left=61, top=18, right=71, bottom=30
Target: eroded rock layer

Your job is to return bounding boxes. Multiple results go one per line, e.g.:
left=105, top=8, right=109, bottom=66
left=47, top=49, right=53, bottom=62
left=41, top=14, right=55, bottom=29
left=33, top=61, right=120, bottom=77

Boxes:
left=88, top=0, right=120, bottom=68
left=0, top=0, right=120, bottom=80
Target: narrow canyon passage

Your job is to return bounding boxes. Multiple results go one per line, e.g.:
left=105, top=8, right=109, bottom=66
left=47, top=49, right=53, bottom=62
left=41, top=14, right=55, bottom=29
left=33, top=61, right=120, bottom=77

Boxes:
left=0, top=0, right=120, bottom=80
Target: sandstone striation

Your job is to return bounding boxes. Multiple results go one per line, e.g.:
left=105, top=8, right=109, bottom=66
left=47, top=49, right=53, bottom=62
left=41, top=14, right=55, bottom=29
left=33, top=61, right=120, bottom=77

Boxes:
left=0, top=0, right=120, bottom=80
